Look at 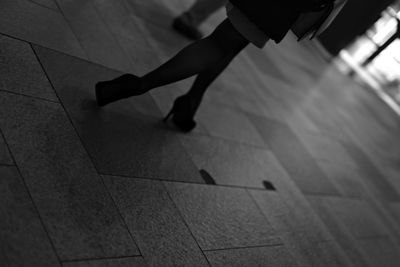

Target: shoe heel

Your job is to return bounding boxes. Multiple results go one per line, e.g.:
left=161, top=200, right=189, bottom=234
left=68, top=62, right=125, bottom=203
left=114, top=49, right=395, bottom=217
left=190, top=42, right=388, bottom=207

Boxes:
left=163, top=95, right=197, bottom=132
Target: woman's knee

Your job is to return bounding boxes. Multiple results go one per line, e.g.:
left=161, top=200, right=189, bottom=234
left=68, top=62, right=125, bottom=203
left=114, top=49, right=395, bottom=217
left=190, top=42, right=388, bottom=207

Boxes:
left=208, top=19, right=249, bottom=54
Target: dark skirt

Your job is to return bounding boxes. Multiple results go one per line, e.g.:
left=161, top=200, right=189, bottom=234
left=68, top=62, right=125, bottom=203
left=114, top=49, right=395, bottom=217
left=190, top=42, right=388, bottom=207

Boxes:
left=226, top=3, right=270, bottom=48
left=229, top=0, right=324, bottom=43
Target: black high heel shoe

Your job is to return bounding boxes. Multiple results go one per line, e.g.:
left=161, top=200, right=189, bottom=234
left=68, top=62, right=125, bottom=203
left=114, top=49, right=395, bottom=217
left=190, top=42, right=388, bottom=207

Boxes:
left=163, top=95, right=197, bottom=132
left=95, top=74, right=144, bottom=107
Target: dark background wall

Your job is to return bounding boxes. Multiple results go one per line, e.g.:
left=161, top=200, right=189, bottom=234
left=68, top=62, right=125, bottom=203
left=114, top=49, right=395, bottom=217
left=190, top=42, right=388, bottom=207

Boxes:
left=318, top=0, right=395, bottom=55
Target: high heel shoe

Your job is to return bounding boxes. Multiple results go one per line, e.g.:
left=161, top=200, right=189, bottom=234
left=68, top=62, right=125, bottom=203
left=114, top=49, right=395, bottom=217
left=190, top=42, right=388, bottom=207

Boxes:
left=95, top=74, right=144, bottom=107
left=163, top=95, right=197, bottom=132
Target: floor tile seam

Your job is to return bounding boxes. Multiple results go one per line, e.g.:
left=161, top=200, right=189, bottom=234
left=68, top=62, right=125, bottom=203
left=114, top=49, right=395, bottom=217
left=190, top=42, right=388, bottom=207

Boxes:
left=30, top=44, right=144, bottom=258
left=305, top=196, right=396, bottom=241
left=202, top=242, right=285, bottom=253
left=183, top=130, right=270, bottom=151
left=303, top=192, right=366, bottom=200
left=0, top=163, right=15, bottom=167
left=26, top=0, right=60, bottom=13
left=98, top=176, right=144, bottom=258
left=212, top=102, right=274, bottom=122
left=110, top=29, right=155, bottom=50
left=60, top=254, right=144, bottom=264
left=315, top=239, right=340, bottom=245
left=359, top=183, right=400, bottom=220
left=51, top=0, right=91, bottom=61
left=161, top=182, right=213, bottom=267
left=0, top=89, right=60, bottom=104
left=3, top=33, right=115, bottom=76
left=100, top=172, right=270, bottom=192
left=315, top=157, right=361, bottom=172
left=0, top=32, right=111, bottom=75
left=3, top=34, right=268, bottom=131
left=351, top=175, right=400, bottom=203
left=128, top=12, right=182, bottom=37
left=244, top=188, right=288, bottom=244
left=129, top=18, right=172, bottom=62
left=0, top=127, right=63, bottom=264
left=0, top=130, right=15, bottom=166
left=302, top=190, right=350, bottom=198
left=246, top=188, right=339, bottom=244
left=90, top=0, right=141, bottom=72
left=329, top=197, right=400, bottom=240
left=27, top=43, right=165, bottom=118
left=244, top=188, right=311, bottom=266
left=355, top=234, right=393, bottom=241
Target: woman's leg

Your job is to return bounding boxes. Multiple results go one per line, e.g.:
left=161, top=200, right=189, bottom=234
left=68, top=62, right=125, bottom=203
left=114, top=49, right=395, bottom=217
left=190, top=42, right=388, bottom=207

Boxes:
left=183, top=47, right=245, bottom=116
left=140, top=18, right=249, bottom=92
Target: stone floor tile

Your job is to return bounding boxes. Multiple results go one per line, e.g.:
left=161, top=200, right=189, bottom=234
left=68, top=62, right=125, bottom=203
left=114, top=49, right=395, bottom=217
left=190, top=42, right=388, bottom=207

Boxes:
left=0, top=166, right=60, bottom=267
left=104, top=177, right=209, bottom=267
left=205, top=245, right=298, bottom=267
left=363, top=198, right=400, bottom=245
left=89, top=0, right=139, bottom=39
left=254, top=92, right=295, bottom=121
left=307, top=196, right=373, bottom=267
left=326, top=197, right=389, bottom=239
left=281, top=240, right=322, bottom=267
left=33, top=44, right=160, bottom=117
left=29, top=0, right=59, bottom=11
left=243, top=45, right=291, bottom=84
left=34, top=45, right=203, bottom=183
left=0, top=133, right=13, bottom=165
left=0, top=34, right=58, bottom=101
left=318, top=161, right=368, bottom=198
left=296, top=133, right=358, bottom=169
left=55, top=0, right=133, bottom=72
left=384, top=168, right=400, bottom=197
left=180, top=135, right=286, bottom=189
left=314, top=241, right=353, bottom=267
left=141, top=21, right=189, bottom=62
left=389, top=203, right=400, bottom=225
left=341, top=141, right=400, bottom=202
left=120, top=0, right=175, bottom=31
left=203, top=84, right=267, bottom=119
left=280, top=237, right=336, bottom=267
left=196, top=102, right=266, bottom=147
left=165, top=182, right=281, bottom=250
left=358, top=237, right=400, bottom=267
left=62, top=257, right=146, bottom=267
left=248, top=114, right=340, bottom=195
left=114, top=33, right=161, bottom=75
left=249, top=190, right=332, bottom=244
left=185, top=144, right=337, bottom=244
left=90, top=0, right=166, bottom=74
left=285, top=108, right=322, bottom=135
left=0, top=0, right=86, bottom=59
left=302, top=101, right=349, bottom=142
left=250, top=192, right=346, bottom=266
left=0, top=92, right=139, bottom=260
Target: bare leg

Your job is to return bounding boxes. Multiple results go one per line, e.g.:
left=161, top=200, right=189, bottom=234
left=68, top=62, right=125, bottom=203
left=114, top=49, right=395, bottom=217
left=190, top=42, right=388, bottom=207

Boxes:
left=141, top=19, right=248, bottom=91
left=95, top=19, right=248, bottom=108
left=183, top=46, right=246, bottom=116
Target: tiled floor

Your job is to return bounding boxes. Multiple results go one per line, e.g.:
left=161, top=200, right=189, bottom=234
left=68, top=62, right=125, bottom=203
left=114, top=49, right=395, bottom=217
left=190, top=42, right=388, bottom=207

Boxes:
left=1, top=0, right=400, bottom=266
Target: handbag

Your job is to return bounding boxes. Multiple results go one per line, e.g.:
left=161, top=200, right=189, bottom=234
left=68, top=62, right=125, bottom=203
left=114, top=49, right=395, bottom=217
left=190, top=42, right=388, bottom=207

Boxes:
left=292, top=0, right=347, bottom=41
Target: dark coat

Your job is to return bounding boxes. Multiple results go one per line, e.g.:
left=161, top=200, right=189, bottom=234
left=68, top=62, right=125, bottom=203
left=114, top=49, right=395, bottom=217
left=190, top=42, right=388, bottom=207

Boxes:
left=229, top=0, right=332, bottom=43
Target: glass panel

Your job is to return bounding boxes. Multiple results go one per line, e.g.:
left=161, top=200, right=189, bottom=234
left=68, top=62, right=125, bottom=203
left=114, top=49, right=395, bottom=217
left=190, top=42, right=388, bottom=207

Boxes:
left=338, top=1, right=400, bottom=110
